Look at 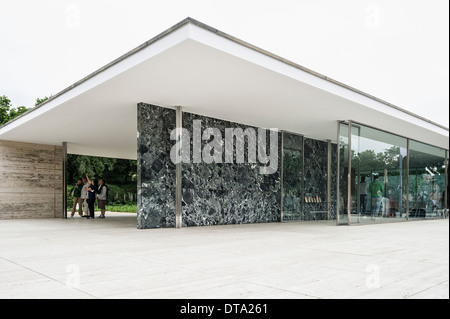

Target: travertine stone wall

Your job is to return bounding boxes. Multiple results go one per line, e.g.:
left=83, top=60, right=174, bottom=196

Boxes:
left=0, top=140, right=63, bottom=219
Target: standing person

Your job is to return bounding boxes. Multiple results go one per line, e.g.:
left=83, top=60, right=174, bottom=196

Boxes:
left=359, top=176, right=368, bottom=214
left=81, top=176, right=90, bottom=217
left=443, top=185, right=449, bottom=209
left=381, top=187, right=390, bottom=218
left=70, top=178, right=84, bottom=217
left=388, top=189, right=396, bottom=217
left=369, top=175, right=384, bottom=220
left=86, top=173, right=98, bottom=219
left=97, top=178, right=108, bottom=219
left=443, top=185, right=449, bottom=218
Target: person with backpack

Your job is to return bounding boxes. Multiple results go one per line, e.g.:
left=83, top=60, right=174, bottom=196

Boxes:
left=97, top=178, right=108, bottom=219
left=85, top=173, right=98, bottom=219
left=369, top=174, right=384, bottom=220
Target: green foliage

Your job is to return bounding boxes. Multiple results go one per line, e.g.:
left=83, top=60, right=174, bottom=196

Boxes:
left=35, top=96, right=50, bottom=106
left=67, top=183, right=137, bottom=213
left=8, top=106, right=29, bottom=120
left=66, top=154, right=137, bottom=212
left=345, top=145, right=404, bottom=172
left=105, top=158, right=137, bottom=184
left=0, top=95, right=29, bottom=125
left=106, top=183, right=137, bottom=205
left=67, top=154, right=137, bottom=186
left=0, top=95, right=11, bottom=125
left=1, top=94, right=51, bottom=125
left=68, top=154, right=117, bottom=181
left=105, top=204, right=137, bottom=213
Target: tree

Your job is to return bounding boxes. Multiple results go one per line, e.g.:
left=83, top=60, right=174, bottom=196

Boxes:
left=67, top=153, right=137, bottom=186
left=8, top=106, right=29, bottom=120
left=67, top=154, right=117, bottom=183
left=110, top=159, right=137, bottom=184
left=1, top=95, right=30, bottom=125
left=35, top=96, right=50, bottom=106
left=1, top=94, right=54, bottom=126
left=0, top=95, right=11, bottom=125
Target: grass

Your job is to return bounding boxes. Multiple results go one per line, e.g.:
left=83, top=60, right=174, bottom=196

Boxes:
left=106, top=204, right=137, bottom=213
left=67, top=203, right=137, bottom=213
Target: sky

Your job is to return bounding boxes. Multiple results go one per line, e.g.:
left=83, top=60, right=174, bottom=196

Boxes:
left=0, top=0, right=449, bottom=128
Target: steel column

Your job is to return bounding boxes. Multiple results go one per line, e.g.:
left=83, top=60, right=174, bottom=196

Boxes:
left=175, top=106, right=183, bottom=229
left=62, top=142, right=68, bottom=219
left=327, top=139, right=332, bottom=220
left=336, top=122, right=341, bottom=226
left=406, top=139, right=410, bottom=220
left=347, top=121, right=352, bottom=226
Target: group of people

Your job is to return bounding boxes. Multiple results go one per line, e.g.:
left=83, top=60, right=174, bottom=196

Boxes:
left=70, top=173, right=108, bottom=219
left=360, top=175, right=450, bottom=220
left=359, top=175, right=386, bottom=219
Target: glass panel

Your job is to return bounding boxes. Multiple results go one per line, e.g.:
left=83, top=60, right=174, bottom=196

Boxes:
left=338, top=123, right=349, bottom=225
left=282, top=132, right=303, bottom=221
left=349, top=125, right=360, bottom=223
left=408, top=141, right=446, bottom=219
left=351, top=124, right=408, bottom=224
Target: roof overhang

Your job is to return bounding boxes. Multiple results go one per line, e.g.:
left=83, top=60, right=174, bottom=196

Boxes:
left=0, top=18, right=448, bottom=159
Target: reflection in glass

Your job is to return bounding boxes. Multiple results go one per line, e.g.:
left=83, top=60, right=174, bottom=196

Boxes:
left=352, top=125, right=408, bottom=223
left=338, top=123, right=349, bottom=225
left=282, top=132, right=303, bottom=221
left=409, top=141, right=446, bottom=219
left=339, top=122, right=410, bottom=224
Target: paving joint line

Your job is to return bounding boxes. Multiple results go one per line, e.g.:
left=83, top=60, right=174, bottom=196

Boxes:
left=0, top=256, right=99, bottom=299
left=405, top=280, right=449, bottom=299
left=244, top=280, right=321, bottom=299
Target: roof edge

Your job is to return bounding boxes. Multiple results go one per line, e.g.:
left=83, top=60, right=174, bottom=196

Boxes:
left=1, top=17, right=448, bottom=132
left=186, top=18, right=449, bottom=132
left=0, top=17, right=192, bottom=130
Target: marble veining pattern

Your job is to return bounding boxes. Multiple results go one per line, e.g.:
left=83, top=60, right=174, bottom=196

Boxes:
left=303, top=138, right=329, bottom=221
left=182, top=112, right=281, bottom=226
left=137, top=103, right=176, bottom=228
left=282, top=132, right=303, bottom=221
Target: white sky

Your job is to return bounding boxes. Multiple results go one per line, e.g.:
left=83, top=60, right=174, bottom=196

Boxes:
left=1, top=0, right=449, bottom=128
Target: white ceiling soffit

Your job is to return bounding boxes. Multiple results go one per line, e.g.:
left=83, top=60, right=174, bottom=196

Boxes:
left=0, top=18, right=448, bottom=160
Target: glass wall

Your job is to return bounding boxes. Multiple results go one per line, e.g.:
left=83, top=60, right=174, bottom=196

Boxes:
left=338, top=121, right=448, bottom=225
left=408, top=141, right=447, bottom=219
left=352, top=124, right=408, bottom=224
left=338, top=123, right=350, bottom=225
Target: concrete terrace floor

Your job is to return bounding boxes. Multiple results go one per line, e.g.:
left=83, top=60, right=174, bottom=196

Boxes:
left=0, top=213, right=448, bottom=299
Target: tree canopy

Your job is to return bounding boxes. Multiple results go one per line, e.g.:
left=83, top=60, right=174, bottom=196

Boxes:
left=35, top=96, right=50, bottom=106
left=0, top=95, right=30, bottom=125
left=67, top=154, right=137, bottom=185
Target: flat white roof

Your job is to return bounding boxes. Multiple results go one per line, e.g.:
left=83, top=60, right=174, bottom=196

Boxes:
left=0, top=18, right=448, bottom=159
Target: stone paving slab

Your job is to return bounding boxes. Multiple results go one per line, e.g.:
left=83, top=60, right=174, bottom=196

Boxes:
left=0, top=214, right=448, bottom=299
